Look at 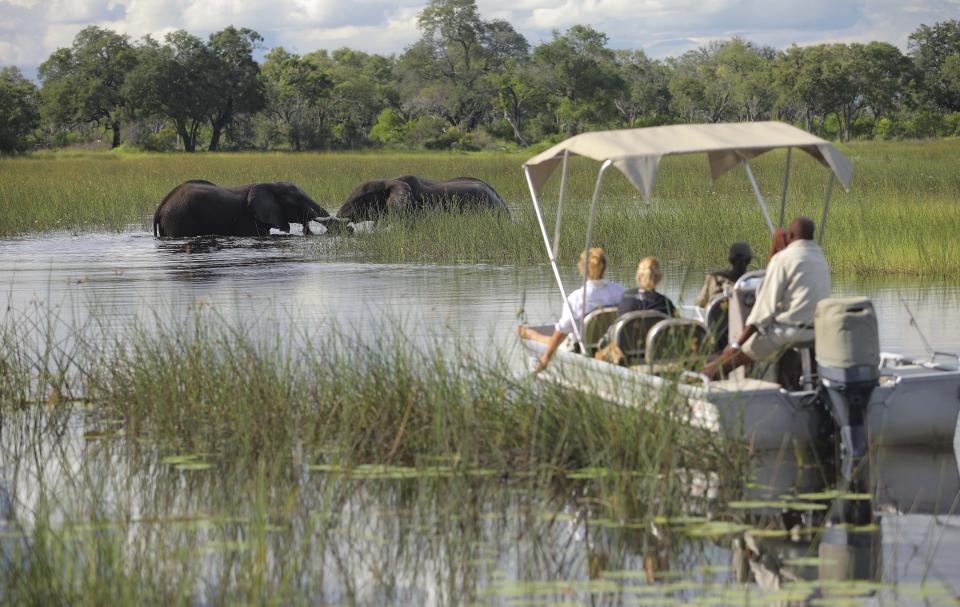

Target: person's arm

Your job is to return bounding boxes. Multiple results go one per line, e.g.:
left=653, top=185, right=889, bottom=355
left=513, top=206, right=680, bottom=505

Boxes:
left=533, top=330, right=567, bottom=373
left=694, top=276, right=712, bottom=308
left=729, top=323, right=758, bottom=351
left=768, top=228, right=788, bottom=260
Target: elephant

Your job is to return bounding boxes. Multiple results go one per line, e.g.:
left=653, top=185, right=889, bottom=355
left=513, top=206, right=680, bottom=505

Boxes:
left=153, top=180, right=349, bottom=238
left=333, top=175, right=509, bottom=223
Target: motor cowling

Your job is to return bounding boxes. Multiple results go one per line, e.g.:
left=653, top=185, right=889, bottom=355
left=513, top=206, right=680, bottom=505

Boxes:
left=815, top=297, right=881, bottom=482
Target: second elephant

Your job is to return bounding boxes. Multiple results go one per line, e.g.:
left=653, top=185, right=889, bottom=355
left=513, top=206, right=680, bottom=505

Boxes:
left=334, top=175, right=510, bottom=223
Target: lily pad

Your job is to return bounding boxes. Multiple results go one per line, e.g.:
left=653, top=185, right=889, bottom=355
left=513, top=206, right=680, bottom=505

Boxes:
left=796, top=491, right=873, bottom=501
left=685, top=521, right=753, bottom=537
left=782, top=557, right=839, bottom=567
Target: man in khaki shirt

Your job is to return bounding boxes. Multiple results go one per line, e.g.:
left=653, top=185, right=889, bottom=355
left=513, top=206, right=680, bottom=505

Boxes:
left=704, top=217, right=830, bottom=378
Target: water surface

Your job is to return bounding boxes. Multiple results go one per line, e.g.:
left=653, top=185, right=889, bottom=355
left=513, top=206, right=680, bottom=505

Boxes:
left=2, top=232, right=959, bottom=605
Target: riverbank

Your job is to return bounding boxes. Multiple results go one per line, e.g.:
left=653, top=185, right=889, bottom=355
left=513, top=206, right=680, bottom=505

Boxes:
left=1, top=140, right=958, bottom=277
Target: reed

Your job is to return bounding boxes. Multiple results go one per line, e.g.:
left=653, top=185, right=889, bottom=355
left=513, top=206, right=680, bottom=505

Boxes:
left=0, top=304, right=741, bottom=603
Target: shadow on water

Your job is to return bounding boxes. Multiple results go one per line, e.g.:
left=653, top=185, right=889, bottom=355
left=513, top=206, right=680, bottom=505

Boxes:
left=155, top=236, right=302, bottom=283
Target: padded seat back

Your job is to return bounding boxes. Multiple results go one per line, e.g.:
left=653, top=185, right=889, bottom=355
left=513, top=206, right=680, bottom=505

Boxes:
left=581, top=306, right=619, bottom=356
left=611, top=310, right=669, bottom=365
left=645, top=319, right=709, bottom=367
left=705, top=293, right=731, bottom=351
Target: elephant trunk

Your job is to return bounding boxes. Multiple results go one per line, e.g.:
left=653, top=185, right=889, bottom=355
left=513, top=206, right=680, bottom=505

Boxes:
left=315, top=217, right=354, bottom=235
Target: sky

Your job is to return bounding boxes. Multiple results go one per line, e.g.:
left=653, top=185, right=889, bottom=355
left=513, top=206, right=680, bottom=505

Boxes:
left=1, top=0, right=958, bottom=77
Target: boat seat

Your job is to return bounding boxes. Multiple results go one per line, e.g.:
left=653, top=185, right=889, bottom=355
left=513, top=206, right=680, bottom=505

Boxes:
left=773, top=339, right=817, bottom=391
left=643, top=318, right=710, bottom=370
left=611, top=310, right=669, bottom=365
left=581, top=306, right=619, bottom=357
left=704, top=293, right=731, bottom=353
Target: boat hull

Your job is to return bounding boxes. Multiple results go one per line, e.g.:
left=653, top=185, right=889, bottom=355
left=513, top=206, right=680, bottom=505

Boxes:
left=521, top=338, right=960, bottom=450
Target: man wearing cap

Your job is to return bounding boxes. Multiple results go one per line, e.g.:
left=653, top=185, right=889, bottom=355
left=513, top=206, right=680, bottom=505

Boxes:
left=695, top=242, right=753, bottom=308
left=704, top=217, right=830, bottom=379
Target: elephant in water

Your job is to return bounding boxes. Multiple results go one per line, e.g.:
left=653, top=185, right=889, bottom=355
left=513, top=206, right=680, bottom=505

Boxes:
left=333, top=175, right=509, bottom=224
left=153, top=180, right=348, bottom=238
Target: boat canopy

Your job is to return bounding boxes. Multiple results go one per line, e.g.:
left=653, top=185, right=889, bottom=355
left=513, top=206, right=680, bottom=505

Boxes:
left=524, top=121, right=852, bottom=200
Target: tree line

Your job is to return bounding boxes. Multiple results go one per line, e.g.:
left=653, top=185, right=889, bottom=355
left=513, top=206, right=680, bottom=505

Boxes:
left=1, top=0, right=959, bottom=154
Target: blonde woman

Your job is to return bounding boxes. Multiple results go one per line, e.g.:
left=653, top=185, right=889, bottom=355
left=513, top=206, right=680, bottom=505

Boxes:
left=520, top=247, right=625, bottom=373
left=617, top=256, right=677, bottom=317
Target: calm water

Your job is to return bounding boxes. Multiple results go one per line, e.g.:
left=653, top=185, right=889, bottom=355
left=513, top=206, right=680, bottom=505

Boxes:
left=2, top=232, right=959, bottom=605
left=3, top=232, right=960, bottom=357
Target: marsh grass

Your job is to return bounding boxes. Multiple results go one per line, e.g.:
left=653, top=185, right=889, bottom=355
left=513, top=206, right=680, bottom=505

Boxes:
left=0, top=304, right=747, bottom=603
left=2, top=140, right=959, bottom=277
left=0, top=301, right=734, bottom=482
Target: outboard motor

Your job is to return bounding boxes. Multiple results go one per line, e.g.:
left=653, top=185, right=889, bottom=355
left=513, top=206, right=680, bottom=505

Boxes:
left=815, top=297, right=881, bottom=483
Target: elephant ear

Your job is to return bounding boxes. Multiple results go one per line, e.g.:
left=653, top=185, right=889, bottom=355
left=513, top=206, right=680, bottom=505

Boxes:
left=247, top=184, right=286, bottom=230
left=385, top=181, right=414, bottom=215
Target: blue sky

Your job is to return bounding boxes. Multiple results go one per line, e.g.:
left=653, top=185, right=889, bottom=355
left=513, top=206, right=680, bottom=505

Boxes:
left=2, top=0, right=958, bottom=76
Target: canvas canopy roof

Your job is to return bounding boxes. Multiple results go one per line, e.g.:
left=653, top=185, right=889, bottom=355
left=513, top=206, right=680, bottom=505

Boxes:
left=524, top=121, right=852, bottom=200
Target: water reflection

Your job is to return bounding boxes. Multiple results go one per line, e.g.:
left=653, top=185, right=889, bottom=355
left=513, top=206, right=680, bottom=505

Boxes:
left=2, top=405, right=958, bottom=605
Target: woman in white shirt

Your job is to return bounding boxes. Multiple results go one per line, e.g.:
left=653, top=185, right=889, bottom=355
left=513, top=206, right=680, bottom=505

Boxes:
left=520, top=247, right=625, bottom=373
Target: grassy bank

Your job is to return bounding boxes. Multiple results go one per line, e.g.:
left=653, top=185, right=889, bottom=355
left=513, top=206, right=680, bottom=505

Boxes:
left=1, top=140, right=959, bottom=277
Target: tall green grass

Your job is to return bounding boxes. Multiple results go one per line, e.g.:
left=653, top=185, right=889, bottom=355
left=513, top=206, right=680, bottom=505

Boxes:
left=0, top=305, right=742, bottom=603
left=1, top=140, right=958, bottom=276
left=0, top=303, right=732, bottom=477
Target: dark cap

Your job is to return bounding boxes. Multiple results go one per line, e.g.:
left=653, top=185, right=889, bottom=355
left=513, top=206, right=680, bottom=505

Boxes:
left=729, top=242, right=752, bottom=260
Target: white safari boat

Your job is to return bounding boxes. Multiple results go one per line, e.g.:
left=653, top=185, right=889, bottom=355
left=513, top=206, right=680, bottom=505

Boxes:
left=518, top=122, right=960, bottom=454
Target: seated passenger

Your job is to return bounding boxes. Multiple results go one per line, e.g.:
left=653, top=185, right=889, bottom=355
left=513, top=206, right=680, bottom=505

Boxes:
left=704, top=217, right=830, bottom=379
left=694, top=242, right=752, bottom=308
left=519, top=247, right=625, bottom=373
left=618, top=256, right=678, bottom=317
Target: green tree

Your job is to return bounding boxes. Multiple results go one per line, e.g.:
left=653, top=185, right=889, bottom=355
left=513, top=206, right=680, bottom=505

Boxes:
left=261, top=47, right=332, bottom=150
left=712, top=39, right=776, bottom=121
left=0, top=66, right=40, bottom=153
left=321, top=49, right=397, bottom=148
left=613, top=50, right=671, bottom=127
left=38, top=26, right=137, bottom=148
left=531, top=25, right=623, bottom=135
left=125, top=32, right=217, bottom=152
left=774, top=44, right=856, bottom=137
left=857, top=41, right=916, bottom=120
left=908, top=20, right=960, bottom=112
left=490, top=58, right=544, bottom=145
left=206, top=26, right=265, bottom=150
left=944, top=53, right=960, bottom=98
left=401, top=0, right=528, bottom=131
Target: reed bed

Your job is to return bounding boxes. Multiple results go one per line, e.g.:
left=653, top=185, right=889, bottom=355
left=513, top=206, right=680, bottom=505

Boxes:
left=1, top=140, right=959, bottom=277
left=0, top=304, right=745, bottom=604
left=0, top=305, right=728, bottom=474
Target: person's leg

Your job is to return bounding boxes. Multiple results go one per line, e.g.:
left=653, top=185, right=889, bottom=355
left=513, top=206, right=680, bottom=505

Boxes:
left=518, top=325, right=554, bottom=345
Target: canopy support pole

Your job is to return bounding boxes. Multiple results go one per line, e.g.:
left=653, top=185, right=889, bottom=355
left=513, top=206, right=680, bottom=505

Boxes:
left=818, top=173, right=834, bottom=245
left=779, top=147, right=792, bottom=228
left=552, top=150, right=570, bottom=256
left=743, top=160, right=775, bottom=235
left=524, top=165, right=581, bottom=346
left=579, top=160, right=613, bottom=350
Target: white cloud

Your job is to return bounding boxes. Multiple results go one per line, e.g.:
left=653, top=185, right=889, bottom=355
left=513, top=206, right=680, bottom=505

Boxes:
left=1, top=0, right=958, bottom=72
